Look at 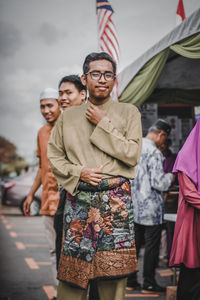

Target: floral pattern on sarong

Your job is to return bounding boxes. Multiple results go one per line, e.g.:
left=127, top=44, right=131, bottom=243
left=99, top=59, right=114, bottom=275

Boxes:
left=58, top=177, right=138, bottom=288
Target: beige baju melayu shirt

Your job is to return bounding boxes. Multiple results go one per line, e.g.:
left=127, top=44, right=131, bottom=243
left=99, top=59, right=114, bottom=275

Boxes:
left=47, top=99, right=142, bottom=196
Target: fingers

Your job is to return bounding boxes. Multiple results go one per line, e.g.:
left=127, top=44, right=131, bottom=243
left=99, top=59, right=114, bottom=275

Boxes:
left=88, top=169, right=102, bottom=186
left=90, top=176, right=102, bottom=183
left=90, top=181, right=99, bottom=186
left=85, top=109, right=93, bottom=122
left=90, top=171, right=102, bottom=181
left=93, top=166, right=103, bottom=173
left=80, top=166, right=103, bottom=186
left=24, top=210, right=30, bottom=217
left=85, top=111, right=92, bottom=119
left=90, top=174, right=102, bottom=186
left=90, top=174, right=102, bottom=182
left=89, top=171, right=102, bottom=186
left=90, top=181, right=100, bottom=186
left=23, top=201, right=30, bottom=216
left=86, top=105, right=97, bottom=118
left=86, top=105, right=105, bottom=125
left=92, top=172, right=102, bottom=178
left=90, top=170, right=102, bottom=182
left=86, top=105, right=94, bottom=115
left=88, top=104, right=95, bottom=111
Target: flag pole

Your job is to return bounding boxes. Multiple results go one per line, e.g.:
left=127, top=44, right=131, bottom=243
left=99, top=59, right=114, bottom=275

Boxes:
left=96, top=0, right=100, bottom=51
left=96, top=0, right=120, bottom=101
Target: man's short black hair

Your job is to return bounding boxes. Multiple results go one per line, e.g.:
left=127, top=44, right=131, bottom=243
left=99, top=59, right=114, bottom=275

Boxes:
left=58, top=75, right=87, bottom=93
left=149, top=119, right=171, bottom=136
left=83, top=52, right=116, bottom=75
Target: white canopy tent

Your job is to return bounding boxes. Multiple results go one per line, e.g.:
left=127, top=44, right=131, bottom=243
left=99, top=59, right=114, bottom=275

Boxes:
left=118, top=8, right=200, bottom=106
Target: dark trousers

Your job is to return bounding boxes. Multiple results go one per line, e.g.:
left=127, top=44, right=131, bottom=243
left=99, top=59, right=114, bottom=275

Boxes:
left=177, top=264, right=200, bottom=300
left=54, top=187, right=66, bottom=269
left=128, top=222, right=162, bottom=287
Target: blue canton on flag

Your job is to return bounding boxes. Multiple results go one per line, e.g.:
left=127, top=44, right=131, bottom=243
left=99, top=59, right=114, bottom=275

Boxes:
left=96, top=0, right=114, bottom=12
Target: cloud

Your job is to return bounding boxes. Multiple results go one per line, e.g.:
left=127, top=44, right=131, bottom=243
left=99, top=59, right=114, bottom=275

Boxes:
left=0, top=21, right=23, bottom=58
left=37, top=22, right=67, bottom=46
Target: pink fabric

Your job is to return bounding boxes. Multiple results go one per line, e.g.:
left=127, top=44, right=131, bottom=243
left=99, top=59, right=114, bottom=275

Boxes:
left=169, top=172, right=200, bottom=268
left=172, top=118, right=200, bottom=195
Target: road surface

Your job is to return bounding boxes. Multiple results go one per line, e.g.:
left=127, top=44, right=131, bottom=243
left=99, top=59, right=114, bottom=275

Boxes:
left=0, top=203, right=173, bottom=300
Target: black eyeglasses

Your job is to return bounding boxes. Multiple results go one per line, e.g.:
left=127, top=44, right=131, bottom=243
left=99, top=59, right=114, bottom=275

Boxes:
left=85, top=71, right=115, bottom=82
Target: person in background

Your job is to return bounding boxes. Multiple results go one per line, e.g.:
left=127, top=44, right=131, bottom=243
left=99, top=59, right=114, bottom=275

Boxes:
left=161, top=139, right=177, bottom=173
left=58, top=75, right=86, bottom=111
left=24, top=166, right=29, bottom=173
left=48, top=52, right=142, bottom=300
left=23, top=88, right=61, bottom=300
left=169, top=118, right=200, bottom=300
left=54, top=75, right=86, bottom=269
left=55, top=74, right=100, bottom=300
left=127, top=119, right=175, bottom=294
left=158, top=138, right=177, bottom=264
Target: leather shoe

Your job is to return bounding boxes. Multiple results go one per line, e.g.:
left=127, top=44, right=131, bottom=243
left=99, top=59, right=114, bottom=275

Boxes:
left=126, top=280, right=141, bottom=290
left=142, top=284, right=166, bottom=293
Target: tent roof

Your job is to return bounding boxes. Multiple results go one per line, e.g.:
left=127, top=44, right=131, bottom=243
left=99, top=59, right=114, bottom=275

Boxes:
left=118, top=8, right=200, bottom=97
left=156, top=52, right=200, bottom=90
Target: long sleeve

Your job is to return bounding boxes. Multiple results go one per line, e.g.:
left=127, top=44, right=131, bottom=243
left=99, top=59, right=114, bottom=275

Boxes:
left=47, top=114, right=83, bottom=196
left=89, top=108, right=142, bottom=167
left=148, top=152, right=172, bottom=192
left=178, top=172, right=200, bottom=210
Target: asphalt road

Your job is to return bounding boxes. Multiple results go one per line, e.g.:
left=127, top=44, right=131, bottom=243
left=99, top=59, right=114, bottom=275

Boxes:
left=0, top=202, right=173, bottom=300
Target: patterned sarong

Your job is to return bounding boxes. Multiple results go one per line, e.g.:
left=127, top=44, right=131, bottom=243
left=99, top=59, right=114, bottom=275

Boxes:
left=58, top=177, right=138, bottom=289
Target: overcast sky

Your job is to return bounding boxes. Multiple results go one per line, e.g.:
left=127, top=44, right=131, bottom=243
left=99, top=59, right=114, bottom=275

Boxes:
left=0, top=0, right=199, bottom=163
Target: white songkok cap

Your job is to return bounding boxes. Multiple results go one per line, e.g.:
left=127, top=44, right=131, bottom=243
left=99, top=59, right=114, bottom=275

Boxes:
left=39, top=88, right=58, bottom=101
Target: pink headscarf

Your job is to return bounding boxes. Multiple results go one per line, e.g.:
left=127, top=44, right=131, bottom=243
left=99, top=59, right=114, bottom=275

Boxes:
left=173, top=118, right=200, bottom=195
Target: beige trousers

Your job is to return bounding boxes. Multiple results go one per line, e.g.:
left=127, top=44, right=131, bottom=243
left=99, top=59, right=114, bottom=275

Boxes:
left=57, top=277, right=127, bottom=300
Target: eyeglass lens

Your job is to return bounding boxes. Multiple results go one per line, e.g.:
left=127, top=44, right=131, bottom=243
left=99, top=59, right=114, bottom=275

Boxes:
left=89, top=71, right=114, bottom=81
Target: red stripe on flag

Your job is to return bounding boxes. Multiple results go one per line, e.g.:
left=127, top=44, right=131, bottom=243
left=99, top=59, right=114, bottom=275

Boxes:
left=104, top=27, right=119, bottom=62
left=108, top=19, right=120, bottom=50
left=96, top=1, right=120, bottom=101
left=99, top=10, right=108, bottom=32
left=98, top=10, right=112, bottom=37
left=101, top=35, right=113, bottom=58
left=98, top=9, right=103, bottom=24
left=100, top=36, right=116, bottom=62
left=105, top=23, right=120, bottom=58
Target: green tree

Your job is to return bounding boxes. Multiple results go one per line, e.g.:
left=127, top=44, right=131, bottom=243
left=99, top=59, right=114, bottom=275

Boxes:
left=0, top=136, right=27, bottom=176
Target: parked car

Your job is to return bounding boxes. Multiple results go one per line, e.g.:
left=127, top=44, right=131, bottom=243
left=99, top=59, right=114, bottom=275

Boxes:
left=1, top=170, right=42, bottom=216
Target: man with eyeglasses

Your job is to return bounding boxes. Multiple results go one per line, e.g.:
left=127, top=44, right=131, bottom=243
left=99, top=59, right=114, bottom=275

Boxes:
left=48, top=52, right=142, bottom=300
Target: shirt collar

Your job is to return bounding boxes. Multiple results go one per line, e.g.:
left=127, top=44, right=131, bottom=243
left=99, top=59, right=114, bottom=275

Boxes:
left=143, top=137, right=157, bottom=148
left=86, top=98, right=113, bottom=110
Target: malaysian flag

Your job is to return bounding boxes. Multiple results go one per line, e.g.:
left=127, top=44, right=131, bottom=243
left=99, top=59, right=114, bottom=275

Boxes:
left=96, top=0, right=120, bottom=101
left=176, top=0, right=186, bottom=25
